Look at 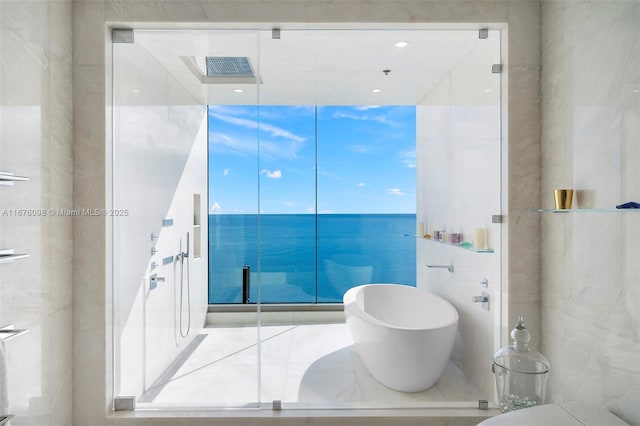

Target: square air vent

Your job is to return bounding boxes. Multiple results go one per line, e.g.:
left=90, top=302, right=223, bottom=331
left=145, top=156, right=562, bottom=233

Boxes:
left=205, top=57, right=254, bottom=77
left=181, top=56, right=261, bottom=85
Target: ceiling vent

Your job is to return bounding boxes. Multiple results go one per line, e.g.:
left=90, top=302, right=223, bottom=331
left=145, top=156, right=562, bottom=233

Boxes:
left=181, top=56, right=261, bottom=85
left=206, top=57, right=254, bottom=77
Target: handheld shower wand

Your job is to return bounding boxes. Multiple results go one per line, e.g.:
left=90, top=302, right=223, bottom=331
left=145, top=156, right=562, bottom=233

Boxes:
left=178, top=232, right=191, bottom=338
left=183, top=231, right=189, bottom=260
left=176, top=232, right=189, bottom=262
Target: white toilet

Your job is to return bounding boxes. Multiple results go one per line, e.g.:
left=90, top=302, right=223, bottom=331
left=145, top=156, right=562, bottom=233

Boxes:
left=478, top=402, right=635, bottom=426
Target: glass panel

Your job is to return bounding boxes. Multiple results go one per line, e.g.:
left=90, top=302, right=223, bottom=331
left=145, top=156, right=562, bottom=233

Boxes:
left=208, top=104, right=260, bottom=304
left=112, top=29, right=261, bottom=408
left=257, top=106, right=317, bottom=303
left=317, top=106, right=417, bottom=302
left=210, top=105, right=317, bottom=304
left=417, top=28, right=503, bottom=406
left=255, top=28, right=502, bottom=409
left=112, top=26, right=504, bottom=412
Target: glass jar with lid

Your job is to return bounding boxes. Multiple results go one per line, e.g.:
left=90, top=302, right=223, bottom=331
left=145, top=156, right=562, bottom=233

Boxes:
left=493, top=316, right=550, bottom=412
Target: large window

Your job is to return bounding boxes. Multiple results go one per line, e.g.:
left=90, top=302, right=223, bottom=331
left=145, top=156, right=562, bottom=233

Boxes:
left=208, top=105, right=416, bottom=303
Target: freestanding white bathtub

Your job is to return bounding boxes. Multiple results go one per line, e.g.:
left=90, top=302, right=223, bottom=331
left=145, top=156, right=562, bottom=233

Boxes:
left=343, top=283, right=458, bottom=392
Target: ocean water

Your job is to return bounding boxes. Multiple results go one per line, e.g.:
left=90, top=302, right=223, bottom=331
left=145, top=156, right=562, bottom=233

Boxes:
left=208, top=213, right=416, bottom=304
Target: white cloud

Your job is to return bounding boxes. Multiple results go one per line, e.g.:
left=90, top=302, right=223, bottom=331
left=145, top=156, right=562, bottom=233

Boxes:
left=283, top=201, right=294, bottom=207
left=306, top=206, right=315, bottom=213
left=261, top=169, right=282, bottom=179
left=260, top=122, right=306, bottom=142
left=387, top=188, right=405, bottom=196
left=209, top=108, right=306, bottom=159
left=355, top=105, right=381, bottom=110
left=400, top=150, right=416, bottom=168
left=258, top=140, right=300, bottom=160
left=209, top=132, right=257, bottom=155
left=357, top=182, right=366, bottom=187
left=210, top=202, right=222, bottom=213
left=223, top=168, right=230, bottom=176
left=317, top=168, right=341, bottom=181
left=209, top=110, right=305, bottom=142
left=348, top=145, right=369, bottom=154
left=332, top=111, right=402, bottom=128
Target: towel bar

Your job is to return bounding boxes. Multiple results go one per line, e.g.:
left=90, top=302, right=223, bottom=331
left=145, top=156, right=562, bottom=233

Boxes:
left=0, top=171, right=29, bottom=186
left=0, top=325, right=28, bottom=342
left=0, top=415, right=15, bottom=425
left=0, top=253, right=30, bottom=264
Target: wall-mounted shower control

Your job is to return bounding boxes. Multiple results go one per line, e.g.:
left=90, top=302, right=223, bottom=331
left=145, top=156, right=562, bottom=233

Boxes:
left=472, top=292, right=490, bottom=311
left=149, top=274, right=165, bottom=290
left=480, top=278, right=488, bottom=288
left=150, top=261, right=158, bottom=270
left=151, top=247, right=158, bottom=255
left=150, top=232, right=158, bottom=241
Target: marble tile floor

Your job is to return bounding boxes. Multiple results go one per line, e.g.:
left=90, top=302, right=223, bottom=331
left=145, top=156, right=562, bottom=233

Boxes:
left=139, top=322, right=481, bottom=408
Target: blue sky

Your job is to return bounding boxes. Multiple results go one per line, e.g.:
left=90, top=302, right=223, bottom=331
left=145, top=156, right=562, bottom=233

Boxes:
left=208, top=105, right=416, bottom=214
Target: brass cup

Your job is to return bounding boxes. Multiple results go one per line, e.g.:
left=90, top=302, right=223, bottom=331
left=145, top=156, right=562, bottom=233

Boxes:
left=554, top=189, right=574, bottom=209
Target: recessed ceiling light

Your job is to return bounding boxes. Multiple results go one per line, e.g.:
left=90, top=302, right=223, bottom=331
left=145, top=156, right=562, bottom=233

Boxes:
left=483, top=88, right=492, bottom=93
left=131, top=89, right=140, bottom=94
left=395, top=41, right=409, bottom=48
left=233, top=88, right=244, bottom=93
left=633, top=88, right=640, bottom=93
left=371, top=88, right=382, bottom=93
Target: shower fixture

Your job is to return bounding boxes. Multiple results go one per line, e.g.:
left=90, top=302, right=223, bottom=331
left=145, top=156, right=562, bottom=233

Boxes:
left=149, top=274, right=165, bottom=290
left=426, top=264, right=454, bottom=273
left=177, top=232, right=191, bottom=338
left=472, top=292, right=490, bottom=311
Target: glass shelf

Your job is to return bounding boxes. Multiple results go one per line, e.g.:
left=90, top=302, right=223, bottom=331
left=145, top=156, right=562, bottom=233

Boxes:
left=534, top=208, right=640, bottom=213
left=0, top=253, right=30, bottom=264
left=0, top=325, right=29, bottom=341
left=407, top=234, right=494, bottom=253
left=0, top=172, right=29, bottom=185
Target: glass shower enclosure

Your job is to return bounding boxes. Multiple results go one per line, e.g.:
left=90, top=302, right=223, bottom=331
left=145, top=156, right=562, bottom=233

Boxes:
left=109, top=26, right=504, bottom=411
left=110, top=29, right=261, bottom=407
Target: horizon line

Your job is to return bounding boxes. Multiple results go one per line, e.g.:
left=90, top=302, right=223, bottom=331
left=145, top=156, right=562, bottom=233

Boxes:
left=208, top=212, right=416, bottom=215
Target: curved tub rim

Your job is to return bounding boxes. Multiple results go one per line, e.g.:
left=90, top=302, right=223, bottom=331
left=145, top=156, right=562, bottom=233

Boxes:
left=343, top=283, right=459, bottom=332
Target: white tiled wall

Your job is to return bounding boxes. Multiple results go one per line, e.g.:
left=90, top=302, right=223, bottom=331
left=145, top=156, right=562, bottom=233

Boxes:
left=111, top=38, right=209, bottom=398
left=0, top=1, right=73, bottom=425
left=541, top=0, right=640, bottom=407
left=416, top=30, right=503, bottom=399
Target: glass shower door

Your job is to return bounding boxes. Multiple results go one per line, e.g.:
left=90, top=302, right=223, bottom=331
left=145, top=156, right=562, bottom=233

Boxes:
left=255, top=27, right=504, bottom=409
left=111, top=29, right=262, bottom=408
left=255, top=103, right=317, bottom=304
